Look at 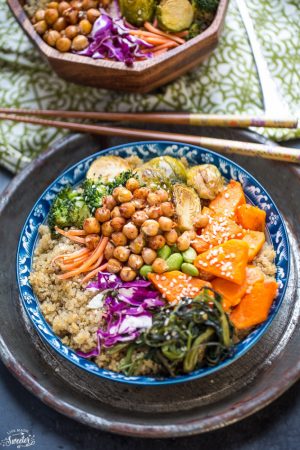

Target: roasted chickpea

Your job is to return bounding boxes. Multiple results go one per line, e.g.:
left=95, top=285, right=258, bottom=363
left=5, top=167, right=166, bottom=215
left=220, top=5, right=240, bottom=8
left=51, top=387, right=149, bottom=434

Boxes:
left=72, top=34, right=89, bottom=50
left=158, top=216, right=174, bottom=232
left=104, top=241, right=115, bottom=260
left=156, top=189, right=169, bottom=202
left=133, top=187, right=149, bottom=199
left=120, top=266, right=137, bottom=282
left=47, top=2, right=59, bottom=8
left=111, top=206, right=121, bottom=218
left=56, top=36, right=72, bottom=52
left=177, top=232, right=191, bottom=252
left=85, top=233, right=100, bottom=250
left=119, top=202, right=135, bottom=218
left=142, top=248, right=157, bottom=265
left=152, top=258, right=168, bottom=274
left=113, top=246, right=130, bottom=262
left=44, top=29, right=60, bottom=46
left=187, top=229, right=197, bottom=240
left=34, top=20, right=48, bottom=35
left=95, top=207, right=111, bottom=223
left=126, top=177, right=140, bottom=192
left=129, top=234, right=145, bottom=254
left=147, top=192, right=161, bottom=206
left=107, top=258, right=122, bottom=273
left=112, top=186, right=123, bottom=200
left=160, top=202, right=175, bottom=217
left=83, top=217, right=101, bottom=234
left=111, top=232, right=127, bottom=247
left=78, top=19, right=92, bottom=35
left=58, top=1, right=70, bottom=15
left=111, top=216, right=126, bottom=232
left=45, top=8, right=59, bottom=25
left=53, top=17, right=67, bottom=31
left=82, top=0, right=98, bottom=9
left=103, top=195, right=117, bottom=211
left=132, top=198, right=146, bottom=210
left=101, top=220, right=113, bottom=237
left=117, top=187, right=133, bottom=203
left=64, top=25, right=79, bottom=39
left=132, top=210, right=148, bottom=227
left=86, top=8, right=101, bottom=23
left=70, top=0, right=82, bottom=9
left=193, top=214, right=209, bottom=229
left=101, top=0, right=112, bottom=6
left=122, top=222, right=139, bottom=240
left=146, top=205, right=162, bottom=219
left=128, top=254, right=144, bottom=271
left=63, top=8, right=79, bottom=25
left=164, top=229, right=178, bottom=245
left=148, top=235, right=166, bottom=250
left=35, top=9, right=45, bottom=22
left=141, top=219, right=160, bottom=237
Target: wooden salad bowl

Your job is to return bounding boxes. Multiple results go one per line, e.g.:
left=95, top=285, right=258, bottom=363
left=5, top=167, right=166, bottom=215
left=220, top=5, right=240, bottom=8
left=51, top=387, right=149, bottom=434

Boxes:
left=8, top=0, right=229, bottom=93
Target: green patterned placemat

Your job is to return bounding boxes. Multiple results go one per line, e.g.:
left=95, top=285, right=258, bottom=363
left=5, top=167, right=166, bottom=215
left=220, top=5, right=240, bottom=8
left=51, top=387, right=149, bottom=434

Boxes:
left=0, top=0, right=299, bottom=173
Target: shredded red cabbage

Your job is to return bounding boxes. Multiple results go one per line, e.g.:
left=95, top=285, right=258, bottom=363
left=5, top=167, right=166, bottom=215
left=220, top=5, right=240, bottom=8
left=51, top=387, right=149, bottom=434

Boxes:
left=76, top=13, right=153, bottom=66
left=78, top=273, right=164, bottom=358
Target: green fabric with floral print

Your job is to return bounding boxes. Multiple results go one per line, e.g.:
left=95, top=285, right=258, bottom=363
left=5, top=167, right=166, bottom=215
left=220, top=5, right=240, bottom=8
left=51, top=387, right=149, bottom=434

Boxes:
left=0, top=0, right=299, bottom=173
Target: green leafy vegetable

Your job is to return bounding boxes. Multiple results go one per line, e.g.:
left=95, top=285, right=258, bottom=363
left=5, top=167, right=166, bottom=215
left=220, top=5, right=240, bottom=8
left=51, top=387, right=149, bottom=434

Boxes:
left=118, top=287, right=234, bottom=376
left=48, top=187, right=91, bottom=232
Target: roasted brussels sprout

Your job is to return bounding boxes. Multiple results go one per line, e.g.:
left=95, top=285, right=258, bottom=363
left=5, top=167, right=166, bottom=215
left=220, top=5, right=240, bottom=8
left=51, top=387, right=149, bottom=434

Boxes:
left=157, top=0, right=194, bottom=32
left=86, top=156, right=131, bottom=183
left=186, top=164, right=224, bottom=200
left=119, top=0, right=156, bottom=26
left=172, top=183, right=201, bottom=231
left=137, top=155, right=187, bottom=187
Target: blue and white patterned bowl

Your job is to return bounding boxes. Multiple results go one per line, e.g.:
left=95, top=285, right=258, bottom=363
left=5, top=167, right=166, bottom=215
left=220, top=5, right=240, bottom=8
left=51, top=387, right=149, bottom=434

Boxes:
left=17, top=141, right=290, bottom=386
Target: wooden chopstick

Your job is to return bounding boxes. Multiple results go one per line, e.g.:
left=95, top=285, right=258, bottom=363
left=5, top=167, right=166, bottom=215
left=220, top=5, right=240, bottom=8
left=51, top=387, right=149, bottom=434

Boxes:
left=0, top=108, right=298, bottom=129
left=0, top=113, right=299, bottom=164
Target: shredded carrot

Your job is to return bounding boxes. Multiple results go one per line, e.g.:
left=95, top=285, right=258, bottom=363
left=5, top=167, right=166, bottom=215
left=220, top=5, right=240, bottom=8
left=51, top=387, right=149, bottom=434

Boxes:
left=51, top=248, right=90, bottom=265
left=54, top=226, right=86, bottom=244
left=65, top=229, right=87, bottom=236
left=152, top=41, right=179, bottom=52
left=145, top=37, right=170, bottom=45
left=144, top=22, right=185, bottom=44
left=58, top=252, right=92, bottom=271
left=81, top=263, right=108, bottom=284
left=57, top=237, right=108, bottom=279
left=174, top=30, right=189, bottom=38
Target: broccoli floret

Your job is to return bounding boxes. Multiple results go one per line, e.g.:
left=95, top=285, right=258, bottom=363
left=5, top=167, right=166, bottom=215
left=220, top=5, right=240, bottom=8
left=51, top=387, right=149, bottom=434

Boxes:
left=193, top=0, right=219, bottom=13
left=82, top=179, right=107, bottom=213
left=48, top=187, right=91, bottom=232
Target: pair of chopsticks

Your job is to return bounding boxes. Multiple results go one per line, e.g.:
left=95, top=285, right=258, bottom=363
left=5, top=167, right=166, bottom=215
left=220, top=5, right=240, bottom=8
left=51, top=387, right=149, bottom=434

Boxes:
left=0, top=108, right=299, bottom=164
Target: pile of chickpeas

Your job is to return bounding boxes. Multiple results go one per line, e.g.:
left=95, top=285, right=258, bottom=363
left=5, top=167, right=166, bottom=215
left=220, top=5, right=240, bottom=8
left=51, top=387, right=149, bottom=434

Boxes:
left=31, top=0, right=110, bottom=52
left=82, top=177, right=196, bottom=282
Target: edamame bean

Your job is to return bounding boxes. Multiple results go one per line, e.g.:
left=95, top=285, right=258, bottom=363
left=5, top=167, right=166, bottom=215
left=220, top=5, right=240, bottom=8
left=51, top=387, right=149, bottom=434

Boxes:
left=157, top=244, right=172, bottom=260
left=181, top=263, right=199, bottom=277
left=166, top=253, right=183, bottom=271
left=182, top=247, right=197, bottom=263
left=139, top=265, right=153, bottom=279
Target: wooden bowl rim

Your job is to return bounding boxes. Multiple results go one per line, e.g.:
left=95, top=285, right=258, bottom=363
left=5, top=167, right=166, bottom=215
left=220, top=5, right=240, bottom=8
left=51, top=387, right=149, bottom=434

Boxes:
left=8, top=0, right=229, bottom=73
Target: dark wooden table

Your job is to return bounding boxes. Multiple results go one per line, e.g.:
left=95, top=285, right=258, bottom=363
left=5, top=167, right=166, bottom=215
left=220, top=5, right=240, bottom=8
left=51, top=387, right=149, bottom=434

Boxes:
left=0, top=145, right=299, bottom=449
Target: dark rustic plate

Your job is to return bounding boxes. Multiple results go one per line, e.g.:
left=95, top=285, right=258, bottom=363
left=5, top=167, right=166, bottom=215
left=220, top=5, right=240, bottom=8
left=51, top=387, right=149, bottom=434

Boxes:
left=0, top=127, right=299, bottom=437
left=16, top=140, right=290, bottom=385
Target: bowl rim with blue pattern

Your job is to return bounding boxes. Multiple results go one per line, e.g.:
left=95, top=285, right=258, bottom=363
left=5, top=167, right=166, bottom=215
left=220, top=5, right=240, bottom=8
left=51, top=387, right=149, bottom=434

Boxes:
left=16, top=141, right=290, bottom=386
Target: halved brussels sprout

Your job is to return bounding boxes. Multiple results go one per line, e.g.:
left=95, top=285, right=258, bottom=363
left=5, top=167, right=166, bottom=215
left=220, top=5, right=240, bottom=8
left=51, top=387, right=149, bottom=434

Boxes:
left=119, top=0, right=156, bottom=26
left=138, top=156, right=187, bottom=184
left=157, top=0, right=194, bottom=32
left=173, top=183, right=201, bottom=231
left=86, top=156, right=131, bottom=182
left=186, top=164, right=224, bottom=200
